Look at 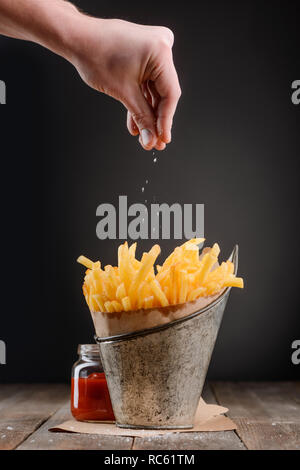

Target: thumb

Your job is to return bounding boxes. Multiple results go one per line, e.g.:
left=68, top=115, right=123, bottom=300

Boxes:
left=125, top=86, right=158, bottom=150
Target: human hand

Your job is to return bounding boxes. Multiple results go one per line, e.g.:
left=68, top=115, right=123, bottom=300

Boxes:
left=68, top=17, right=181, bottom=150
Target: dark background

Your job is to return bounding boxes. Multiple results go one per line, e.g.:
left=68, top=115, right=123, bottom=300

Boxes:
left=0, top=0, right=299, bottom=382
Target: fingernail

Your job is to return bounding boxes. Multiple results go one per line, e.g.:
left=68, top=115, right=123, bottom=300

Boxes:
left=141, top=129, right=153, bottom=148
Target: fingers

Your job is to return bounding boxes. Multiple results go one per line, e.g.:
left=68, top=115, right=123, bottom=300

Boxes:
left=127, top=111, right=139, bottom=136
left=138, top=134, right=166, bottom=151
left=155, top=139, right=166, bottom=151
left=143, top=81, right=166, bottom=150
left=127, top=82, right=166, bottom=150
left=124, top=85, right=158, bottom=150
left=154, top=56, right=181, bottom=144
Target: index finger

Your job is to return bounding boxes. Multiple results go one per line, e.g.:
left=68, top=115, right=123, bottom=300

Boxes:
left=154, top=56, right=181, bottom=144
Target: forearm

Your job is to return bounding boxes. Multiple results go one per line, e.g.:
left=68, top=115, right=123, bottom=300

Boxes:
left=0, top=0, right=83, bottom=60
left=0, top=1, right=180, bottom=150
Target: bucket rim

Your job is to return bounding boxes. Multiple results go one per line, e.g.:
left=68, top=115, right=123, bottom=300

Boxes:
left=95, top=245, right=238, bottom=344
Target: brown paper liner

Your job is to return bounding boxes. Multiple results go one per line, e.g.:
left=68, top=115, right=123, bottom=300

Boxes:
left=49, top=398, right=236, bottom=436
left=92, top=290, right=225, bottom=338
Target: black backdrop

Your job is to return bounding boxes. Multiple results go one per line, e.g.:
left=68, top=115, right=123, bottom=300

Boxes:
left=0, top=0, right=299, bottom=382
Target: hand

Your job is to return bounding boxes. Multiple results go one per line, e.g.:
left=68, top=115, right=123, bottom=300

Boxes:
left=68, top=18, right=181, bottom=151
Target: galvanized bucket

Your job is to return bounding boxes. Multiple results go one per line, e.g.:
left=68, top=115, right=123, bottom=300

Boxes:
left=96, top=246, right=238, bottom=430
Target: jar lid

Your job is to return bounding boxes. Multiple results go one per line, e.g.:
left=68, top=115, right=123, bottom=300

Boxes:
left=77, top=344, right=99, bottom=355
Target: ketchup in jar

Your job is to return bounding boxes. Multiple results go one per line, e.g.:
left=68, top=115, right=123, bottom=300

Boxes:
left=71, top=344, right=115, bottom=422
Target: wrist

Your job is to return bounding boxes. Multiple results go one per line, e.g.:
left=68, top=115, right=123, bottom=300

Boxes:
left=35, top=1, right=86, bottom=61
left=62, top=15, right=109, bottom=65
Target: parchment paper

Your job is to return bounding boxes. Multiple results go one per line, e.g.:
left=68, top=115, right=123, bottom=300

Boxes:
left=49, top=398, right=236, bottom=436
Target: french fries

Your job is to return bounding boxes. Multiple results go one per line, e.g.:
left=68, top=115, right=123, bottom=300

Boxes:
left=78, top=239, right=244, bottom=313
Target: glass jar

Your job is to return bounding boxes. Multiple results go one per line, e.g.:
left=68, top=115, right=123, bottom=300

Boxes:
left=71, top=344, right=115, bottom=422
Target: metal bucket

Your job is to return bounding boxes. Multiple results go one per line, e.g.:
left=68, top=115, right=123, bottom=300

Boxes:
left=96, top=246, right=238, bottom=430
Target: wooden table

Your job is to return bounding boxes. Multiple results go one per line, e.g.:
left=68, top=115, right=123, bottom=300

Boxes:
left=0, top=382, right=299, bottom=450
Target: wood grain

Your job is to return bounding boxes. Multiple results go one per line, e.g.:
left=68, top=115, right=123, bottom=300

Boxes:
left=211, top=381, right=300, bottom=450
left=132, top=429, right=246, bottom=450
left=17, top=403, right=134, bottom=450
left=234, top=418, right=300, bottom=450
left=1, top=382, right=299, bottom=450
left=0, top=384, right=68, bottom=450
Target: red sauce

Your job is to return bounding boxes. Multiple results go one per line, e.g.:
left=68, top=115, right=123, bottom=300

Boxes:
left=71, top=372, right=115, bottom=421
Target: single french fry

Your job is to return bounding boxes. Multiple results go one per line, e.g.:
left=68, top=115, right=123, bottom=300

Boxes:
left=187, top=286, right=207, bottom=301
left=101, top=275, right=115, bottom=300
left=137, top=282, right=150, bottom=309
left=121, top=243, right=136, bottom=291
left=116, top=283, right=126, bottom=301
left=206, top=262, right=228, bottom=284
left=156, top=266, right=170, bottom=284
left=129, top=245, right=161, bottom=308
left=150, top=280, right=169, bottom=307
left=163, top=285, right=169, bottom=299
left=129, top=242, right=137, bottom=259
left=105, top=265, right=119, bottom=292
left=226, top=260, right=234, bottom=275
left=104, top=301, right=115, bottom=313
left=144, top=296, right=154, bottom=309
left=111, top=300, right=123, bottom=312
left=132, top=259, right=141, bottom=270
left=205, top=281, right=222, bottom=296
left=118, top=243, right=124, bottom=270
left=169, top=264, right=177, bottom=305
left=77, top=255, right=94, bottom=270
left=121, top=296, right=132, bottom=312
left=93, top=294, right=105, bottom=312
left=223, top=276, right=244, bottom=288
left=197, top=243, right=220, bottom=286
left=178, top=271, right=188, bottom=304
left=92, top=261, right=101, bottom=270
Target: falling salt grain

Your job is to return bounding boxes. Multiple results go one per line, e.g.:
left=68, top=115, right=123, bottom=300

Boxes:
left=153, top=157, right=157, bottom=163
left=141, top=187, right=145, bottom=193
left=146, top=180, right=149, bottom=184
left=6, top=426, right=13, bottom=430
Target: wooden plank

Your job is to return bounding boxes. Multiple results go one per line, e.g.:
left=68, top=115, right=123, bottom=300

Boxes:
left=2, top=382, right=298, bottom=450
left=132, top=429, right=246, bottom=450
left=0, top=384, right=23, bottom=405
left=133, top=382, right=246, bottom=450
left=17, top=403, right=134, bottom=450
left=0, top=384, right=68, bottom=450
left=211, top=381, right=300, bottom=450
left=234, top=419, right=300, bottom=450
left=212, top=382, right=300, bottom=422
